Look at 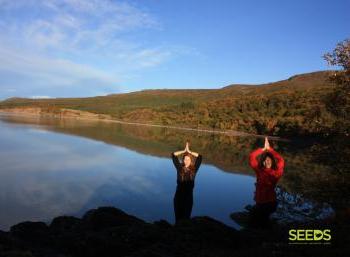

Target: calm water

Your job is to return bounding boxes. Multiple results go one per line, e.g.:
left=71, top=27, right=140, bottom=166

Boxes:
left=0, top=114, right=338, bottom=230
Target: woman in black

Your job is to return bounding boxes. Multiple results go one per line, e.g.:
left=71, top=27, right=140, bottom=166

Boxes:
left=171, top=142, right=202, bottom=223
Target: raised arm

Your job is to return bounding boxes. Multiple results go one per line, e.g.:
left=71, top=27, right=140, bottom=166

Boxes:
left=249, top=148, right=264, bottom=172
left=188, top=150, right=199, bottom=157
left=173, top=149, right=186, bottom=156
left=194, top=154, right=202, bottom=171
left=172, top=142, right=189, bottom=170
left=267, top=148, right=285, bottom=179
left=171, top=152, right=182, bottom=170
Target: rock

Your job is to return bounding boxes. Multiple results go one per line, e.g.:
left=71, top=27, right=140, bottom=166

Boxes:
left=0, top=206, right=347, bottom=257
left=153, top=220, right=172, bottom=229
left=173, top=216, right=241, bottom=251
left=50, top=216, right=81, bottom=232
left=10, top=222, right=49, bottom=241
left=82, top=206, right=144, bottom=230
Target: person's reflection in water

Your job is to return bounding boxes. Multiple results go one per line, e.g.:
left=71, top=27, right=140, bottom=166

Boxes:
left=248, top=137, right=285, bottom=228
left=171, top=141, right=202, bottom=224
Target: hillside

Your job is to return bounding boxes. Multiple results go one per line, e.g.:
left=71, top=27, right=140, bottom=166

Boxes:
left=0, top=71, right=336, bottom=136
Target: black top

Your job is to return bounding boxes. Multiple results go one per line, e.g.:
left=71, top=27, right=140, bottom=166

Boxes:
left=171, top=153, right=202, bottom=184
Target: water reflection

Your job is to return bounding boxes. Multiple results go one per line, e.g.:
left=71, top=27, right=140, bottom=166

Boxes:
left=0, top=115, right=254, bottom=230
left=0, top=113, right=257, bottom=174
left=0, top=113, right=343, bottom=231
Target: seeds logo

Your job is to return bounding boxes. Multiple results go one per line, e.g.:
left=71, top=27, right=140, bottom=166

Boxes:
left=288, top=229, right=331, bottom=244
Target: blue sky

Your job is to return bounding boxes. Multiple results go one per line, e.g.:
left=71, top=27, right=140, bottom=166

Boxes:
left=0, top=0, right=349, bottom=99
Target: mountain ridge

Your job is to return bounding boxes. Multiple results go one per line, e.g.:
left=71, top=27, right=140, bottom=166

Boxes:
left=0, top=70, right=337, bottom=136
left=0, top=70, right=334, bottom=102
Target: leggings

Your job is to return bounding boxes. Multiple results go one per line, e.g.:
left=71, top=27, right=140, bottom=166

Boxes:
left=174, top=184, right=194, bottom=222
left=250, top=201, right=277, bottom=227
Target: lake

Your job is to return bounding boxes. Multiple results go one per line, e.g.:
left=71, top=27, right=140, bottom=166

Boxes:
left=0, top=113, right=340, bottom=230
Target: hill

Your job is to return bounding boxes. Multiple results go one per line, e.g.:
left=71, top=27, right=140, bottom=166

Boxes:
left=0, top=70, right=336, bottom=136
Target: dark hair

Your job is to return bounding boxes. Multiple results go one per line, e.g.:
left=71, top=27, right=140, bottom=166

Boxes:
left=258, top=152, right=277, bottom=170
left=181, top=153, right=195, bottom=173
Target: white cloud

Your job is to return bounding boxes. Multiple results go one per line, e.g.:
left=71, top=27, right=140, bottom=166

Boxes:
left=0, top=44, right=118, bottom=86
left=0, top=0, right=175, bottom=98
left=30, top=96, right=52, bottom=99
left=9, top=0, right=160, bottom=52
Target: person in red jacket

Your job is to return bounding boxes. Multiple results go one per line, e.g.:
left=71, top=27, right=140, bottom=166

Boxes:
left=248, top=137, right=285, bottom=227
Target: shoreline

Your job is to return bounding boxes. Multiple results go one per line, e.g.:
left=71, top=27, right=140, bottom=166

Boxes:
left=0, top=108, right=288, bottom=141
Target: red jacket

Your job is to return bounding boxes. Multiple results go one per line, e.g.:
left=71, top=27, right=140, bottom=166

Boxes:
left=249, top=148, right=285, bottom=204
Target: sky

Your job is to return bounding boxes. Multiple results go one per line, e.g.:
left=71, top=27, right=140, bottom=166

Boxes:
left=0, top=0, right=349, bottom=99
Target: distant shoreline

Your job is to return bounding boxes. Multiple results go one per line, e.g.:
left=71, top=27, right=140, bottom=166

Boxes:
left=0, top=108, right=287, bottom=141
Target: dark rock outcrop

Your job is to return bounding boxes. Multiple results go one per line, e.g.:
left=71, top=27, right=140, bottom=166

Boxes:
left=0, top=206, right=348, bottom=257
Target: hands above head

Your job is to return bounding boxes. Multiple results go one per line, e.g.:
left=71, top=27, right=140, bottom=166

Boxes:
left=173, top=141, right=199, bottom=157
left=185, top=141, right=190, bottom=153
left=262, top=137, right=271, bottom=151
left=173, top=141, right=191, bottom=156
left=185, top=141, right=199, bottom=157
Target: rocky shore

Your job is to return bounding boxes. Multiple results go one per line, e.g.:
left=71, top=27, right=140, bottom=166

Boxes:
left=0, top=206, right=348, bottom=257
